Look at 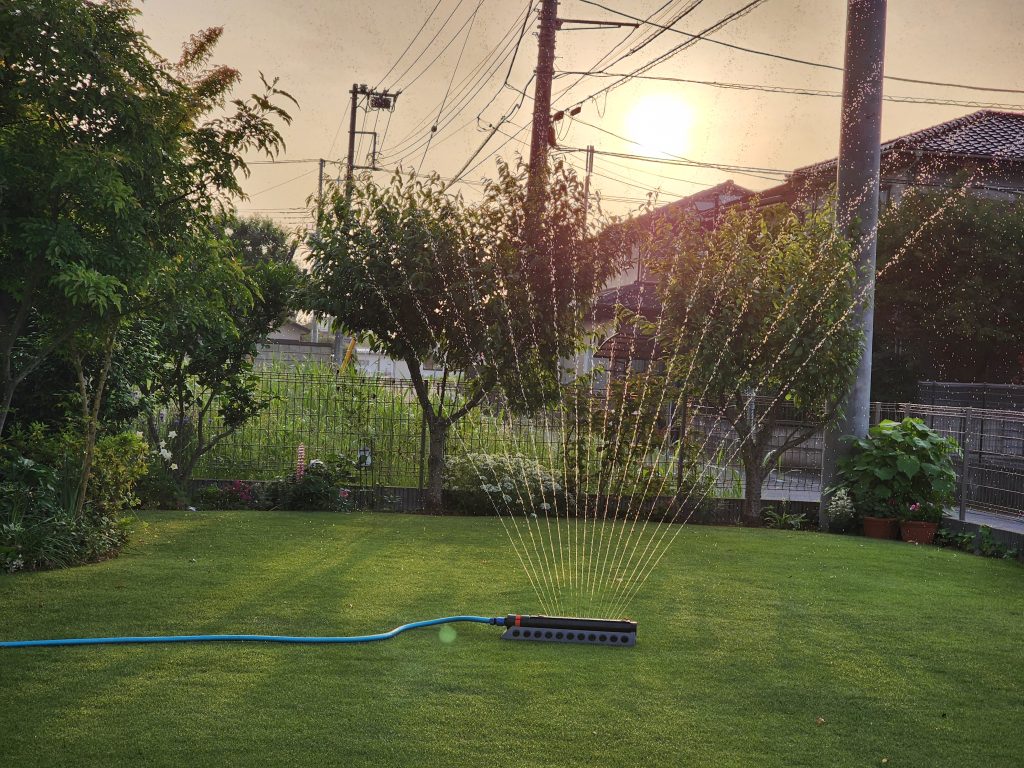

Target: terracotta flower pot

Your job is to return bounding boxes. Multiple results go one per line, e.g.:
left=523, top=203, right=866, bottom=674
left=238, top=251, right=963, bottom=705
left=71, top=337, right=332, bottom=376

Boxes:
left=900, top=520, right=939, bottom=545
left=863, top=516, right=899, bottom=540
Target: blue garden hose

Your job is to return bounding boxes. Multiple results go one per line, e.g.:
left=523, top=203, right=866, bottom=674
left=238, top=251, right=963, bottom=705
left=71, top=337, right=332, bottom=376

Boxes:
left=0, top=615, right=506, bottom=648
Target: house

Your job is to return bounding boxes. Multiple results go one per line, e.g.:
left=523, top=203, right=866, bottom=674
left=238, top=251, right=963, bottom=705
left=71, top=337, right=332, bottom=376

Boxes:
left=780, top=109, right=1024, bottom=206
left=579, top=181, right=753, bottom=381
left=581, top=108, right=1024, bottom=401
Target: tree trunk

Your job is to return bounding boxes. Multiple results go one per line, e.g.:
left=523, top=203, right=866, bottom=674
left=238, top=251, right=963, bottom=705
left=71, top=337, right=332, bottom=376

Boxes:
left=0, top=382, right=14, bottom=441
left=741, top=446, right=765, bottom=525
left=73, top=330, right=117, bottom=518
left=425, top=418, right=448, bottom=512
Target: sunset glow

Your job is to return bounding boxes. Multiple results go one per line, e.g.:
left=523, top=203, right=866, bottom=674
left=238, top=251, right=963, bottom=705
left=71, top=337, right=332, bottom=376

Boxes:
left=625, top=94, right=695, bottom=157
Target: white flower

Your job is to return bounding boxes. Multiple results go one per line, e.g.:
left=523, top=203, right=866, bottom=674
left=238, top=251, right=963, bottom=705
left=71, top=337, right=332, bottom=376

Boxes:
left=167, top=430, right=177, bottom=439
left=160, top=448, right=172, bottom=461
left=170, top=463, right=178, bottom=470
left=159, top=440, right=166, bottom=449
left=134, top=431, right=143, bottom=439
left=308, top=459, right=325, bottom=468
left=540, top=503, right=551, bottom=511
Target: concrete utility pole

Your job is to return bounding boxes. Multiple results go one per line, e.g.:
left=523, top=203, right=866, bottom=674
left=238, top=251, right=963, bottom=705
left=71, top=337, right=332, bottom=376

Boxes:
left=527, top=0, right=559, bottom=215
left=819, top=0, right=888, bottom=526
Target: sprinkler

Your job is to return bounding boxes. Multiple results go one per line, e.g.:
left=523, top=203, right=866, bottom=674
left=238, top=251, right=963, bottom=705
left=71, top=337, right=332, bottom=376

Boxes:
left=500, top=615, right=637, bottom=647
left=0, top=614, right=636, bottom=648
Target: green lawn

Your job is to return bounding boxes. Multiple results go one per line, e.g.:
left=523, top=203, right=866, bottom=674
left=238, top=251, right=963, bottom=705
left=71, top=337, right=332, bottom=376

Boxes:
left=1, top=511, right=1022, bottom=767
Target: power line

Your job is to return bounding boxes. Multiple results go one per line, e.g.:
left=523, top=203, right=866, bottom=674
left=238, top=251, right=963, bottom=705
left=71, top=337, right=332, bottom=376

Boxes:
left=561, top=0, right=770, bottom=113
left=567, top=116, right=787, bottom=180
left=381, top=3, right=533, bottom=161
left=562, top=144, right=789, bottom=181
left=419, top=0, right=485, bottom=171
left=578, top=0, right=1024, bottom=96
left=249, top=169, right=317, bottom=197
left=375, top=0, right=447, bottom=89
left=556, top=71, right=1024, bottom=110
left=390, top=0, right=469, bottom=89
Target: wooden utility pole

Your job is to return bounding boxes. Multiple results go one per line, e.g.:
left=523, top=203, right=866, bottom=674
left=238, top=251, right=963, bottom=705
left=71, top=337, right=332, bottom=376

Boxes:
left=819, top=0, right=888, bottom=527
left=527, top=0, right=559, bottom=215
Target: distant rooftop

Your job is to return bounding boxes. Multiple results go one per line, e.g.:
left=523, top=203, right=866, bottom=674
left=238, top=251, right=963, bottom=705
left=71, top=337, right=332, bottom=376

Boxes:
left=793, top=109, right=1024, bottom=178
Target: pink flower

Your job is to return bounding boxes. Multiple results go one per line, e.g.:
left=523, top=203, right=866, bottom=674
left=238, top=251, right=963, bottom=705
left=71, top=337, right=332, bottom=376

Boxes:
left=339, top=489, right=350, bottom=499
left=910, top=503, right=921, bottom=512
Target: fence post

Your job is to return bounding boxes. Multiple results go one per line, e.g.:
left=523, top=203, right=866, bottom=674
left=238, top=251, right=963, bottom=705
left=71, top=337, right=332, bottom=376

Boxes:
left=676, top=398, right=688, bottom=491
left=958, top=407, right=975, bottom=522
left=871, top=401, right=881, bottom=426
left=417, top=409, right=427, bottom=511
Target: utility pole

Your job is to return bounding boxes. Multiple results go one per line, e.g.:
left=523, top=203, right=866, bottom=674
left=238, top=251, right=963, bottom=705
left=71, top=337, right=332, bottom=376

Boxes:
left=819, top=0, right=888, bottom=527
left=311, top=158, right=326, bottom=344
left=526, top=0, right=559, bottom=216
left=345, top=84, right=364, bottom=195
left=334, top=84, right=400, bottom=362
left=582, top=143, right=594, bottom=231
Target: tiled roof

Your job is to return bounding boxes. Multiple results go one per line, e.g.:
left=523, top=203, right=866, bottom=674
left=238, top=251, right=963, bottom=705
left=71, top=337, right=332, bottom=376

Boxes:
left=594, top=330, right=660, bottom=361
left=648, top=179, right=753, bottom=219
left=793, top=110, right=1024, bottom=177
left=594, top=280, right=661, bottom=321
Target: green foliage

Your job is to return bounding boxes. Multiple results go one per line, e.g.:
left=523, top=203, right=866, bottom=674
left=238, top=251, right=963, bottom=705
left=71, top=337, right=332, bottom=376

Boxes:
left=936, top=526, right=1021, bottom=562
left=445, top=453, right=568, bottom=516
left=0, top=437, right=142, bottom=572
left=0, top=0, right=294, bottom=439
left=874, top=189, right=1024, bottom=397
left=137, top=217, right=302, bottom=487
left=824, top=486, right=857, bottom=532
left=655, top=202, right=861, bottom=519
left=135, top=455, right=189, bottom=510
left=836, top=418, right=960, bottom=521
left=762, top=506, right=807, bottom=530
left=264, top=459, right=357, bottom=512
left=307, top=160, right=627, bottom=507
left=88, top=432, right=148, bottom=516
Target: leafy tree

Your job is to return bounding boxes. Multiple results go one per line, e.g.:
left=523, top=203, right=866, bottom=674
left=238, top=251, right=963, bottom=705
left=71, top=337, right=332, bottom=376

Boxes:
left=138, top=217, right=301, bottom=486
left=873, top=190, right=1024, bottom=399
left=308, top=161, right=625, bottom=509
left=655, top=203, right=862, bottom=523
left=0, top=1, right=293, bottom=510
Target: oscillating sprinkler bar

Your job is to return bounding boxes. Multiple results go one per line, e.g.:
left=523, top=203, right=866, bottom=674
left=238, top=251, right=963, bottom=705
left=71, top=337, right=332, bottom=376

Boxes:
left=501, top=615, right=638, bottom=647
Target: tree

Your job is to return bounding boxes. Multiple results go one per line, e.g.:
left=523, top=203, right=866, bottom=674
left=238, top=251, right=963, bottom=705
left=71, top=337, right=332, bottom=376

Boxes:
left=0, top=0, right=294, bottom=516
left=137, top=217, right=301, bottom=486
left=308, top=161, right=625, bottom=509
left=873, top=190, right=1024, bottom=399
left=655, top=203, right=862, bottom=523
left=0, top=1, right=294, bottom=443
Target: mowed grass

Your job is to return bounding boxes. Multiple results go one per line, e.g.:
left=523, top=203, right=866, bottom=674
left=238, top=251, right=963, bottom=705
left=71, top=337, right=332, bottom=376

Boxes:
left=1, top=512, right=1022, bottom=767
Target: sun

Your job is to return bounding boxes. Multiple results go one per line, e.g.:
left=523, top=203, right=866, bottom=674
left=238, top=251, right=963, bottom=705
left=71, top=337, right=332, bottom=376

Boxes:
left=625, top=94, right=695, bottom=157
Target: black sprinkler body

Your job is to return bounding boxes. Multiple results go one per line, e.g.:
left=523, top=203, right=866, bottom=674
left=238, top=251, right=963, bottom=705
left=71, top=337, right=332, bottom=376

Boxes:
left=501, top=615, right=637, bottom=647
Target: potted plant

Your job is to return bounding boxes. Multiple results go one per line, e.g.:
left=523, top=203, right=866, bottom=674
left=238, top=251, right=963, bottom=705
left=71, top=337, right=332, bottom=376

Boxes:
left=834, top=418, right=960, bottom=543
left=900, top=501, right=944, bottom=544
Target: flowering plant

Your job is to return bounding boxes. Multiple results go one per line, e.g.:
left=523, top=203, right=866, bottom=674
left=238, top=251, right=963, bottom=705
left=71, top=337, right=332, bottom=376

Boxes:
left=835, top=418, right=959, bottom=520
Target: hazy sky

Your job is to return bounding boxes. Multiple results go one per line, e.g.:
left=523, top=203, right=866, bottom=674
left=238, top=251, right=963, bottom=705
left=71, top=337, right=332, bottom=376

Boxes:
left=137, top=0, right=1024, bottom=225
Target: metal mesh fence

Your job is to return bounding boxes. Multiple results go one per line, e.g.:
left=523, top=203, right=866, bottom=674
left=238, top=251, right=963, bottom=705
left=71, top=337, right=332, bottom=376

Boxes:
left=186, top=365, right=1024, bottom=517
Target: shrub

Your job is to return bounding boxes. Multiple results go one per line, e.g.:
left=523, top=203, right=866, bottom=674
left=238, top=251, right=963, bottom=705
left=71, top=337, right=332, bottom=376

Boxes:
left=445, top=453, right=568, bottom=516
left=835, top=418, right=959, bottom=521
left=0, top=431, right=147, bottom=572
left=762, top=505, right=807, bottom=530
left=89, top=433, right=148, bottom=516
left=825, top=487, right=856, bottom=532
left=265, top=456, right=356, bottom=511
left=135, top=456, right=188, bottom=509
